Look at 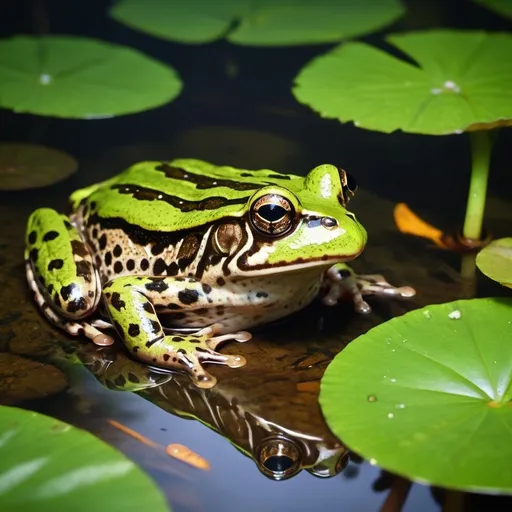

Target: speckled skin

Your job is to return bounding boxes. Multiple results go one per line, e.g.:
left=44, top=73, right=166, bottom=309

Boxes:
left=25, top=159, right=371, bottom=387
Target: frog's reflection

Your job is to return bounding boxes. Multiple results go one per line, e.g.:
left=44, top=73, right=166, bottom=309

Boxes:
left=78, top=342, right=348, bottom=481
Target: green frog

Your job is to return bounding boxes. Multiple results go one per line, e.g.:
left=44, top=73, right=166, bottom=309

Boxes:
left=25, top=159, right=414, bottom=388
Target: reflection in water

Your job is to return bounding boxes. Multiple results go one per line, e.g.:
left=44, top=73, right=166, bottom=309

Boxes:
left=78, top=342, right=348, bottom=481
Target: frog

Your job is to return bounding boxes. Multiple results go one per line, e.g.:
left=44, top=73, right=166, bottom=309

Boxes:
left=25, top=159, right=414, bottom=388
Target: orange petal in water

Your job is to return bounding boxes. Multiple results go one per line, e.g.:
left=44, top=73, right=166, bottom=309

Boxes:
left=166, top=443, right=211, bottom=471
left=107, top=419, right=159, bottom=448
left=393, top=203, right=447, bottom=249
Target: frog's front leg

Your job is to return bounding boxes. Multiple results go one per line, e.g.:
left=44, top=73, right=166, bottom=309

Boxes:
left=323, top=263, right=416, bottom=314
left=102, top=276, right=251, bottom=389
left=25, top=208, right=114, bottom=345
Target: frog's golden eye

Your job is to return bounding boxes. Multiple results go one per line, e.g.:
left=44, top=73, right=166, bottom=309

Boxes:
left=338, top=168, right=358, bottom=206
left=250, top=194, right=294, bottom=236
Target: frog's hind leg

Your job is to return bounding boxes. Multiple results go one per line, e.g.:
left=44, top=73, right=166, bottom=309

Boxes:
left=25, top=208, right=114, bottom=346
left=103, top=276, right=251, bottom=388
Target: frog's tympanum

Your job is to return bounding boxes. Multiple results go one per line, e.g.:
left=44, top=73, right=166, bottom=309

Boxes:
left=25, top=159, right=414, bottom=387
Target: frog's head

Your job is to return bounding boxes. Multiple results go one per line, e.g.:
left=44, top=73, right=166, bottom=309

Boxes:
left=235, top=164, right=367, bottom=274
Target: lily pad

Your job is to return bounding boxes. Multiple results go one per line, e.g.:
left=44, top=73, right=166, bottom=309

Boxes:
left=0, top=353, right=67, bottom=405
left=0, top=36, right=182, bottom=118
left=0, top=406, right=169, bottom=511
left=293, top=30, right=512, bottom=134
left=474, top=0, right=512, bottom=19
left=476, top=238, right=512, bottom=288
left=110, top=0, right=404, bottom=45
left=320, top=298, right=512, bottom=493
left=0, top=143, right=77, bottom=190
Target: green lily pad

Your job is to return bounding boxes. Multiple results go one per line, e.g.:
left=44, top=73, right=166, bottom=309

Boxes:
left=0, top=406, right=169, bottom=511
left=293, top=30, right=512, bottom=134
left=320, top=298, right=512, bottom=493
left=0, top=143, right=78, bottom=190
left=110, top=0, right=404, bottom=46
left=474, top=0, right=512, bottom=19
left=0, top=36, right=182, bottom=119
left=110, top=0, right=250, bottom=44
left=476, top=238, right=512, bottom=288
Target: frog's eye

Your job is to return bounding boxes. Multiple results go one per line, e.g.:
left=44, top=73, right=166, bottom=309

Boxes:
left=338, top=168, right=358, bottom=206
left=250, top=194, right=294, bottom=236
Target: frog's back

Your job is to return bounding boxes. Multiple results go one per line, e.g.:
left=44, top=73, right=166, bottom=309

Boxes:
left=71, top=159, right=303, bottom=232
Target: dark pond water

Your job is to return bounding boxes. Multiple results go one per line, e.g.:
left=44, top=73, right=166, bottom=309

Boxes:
left=1, top=1, right=512, bottom=511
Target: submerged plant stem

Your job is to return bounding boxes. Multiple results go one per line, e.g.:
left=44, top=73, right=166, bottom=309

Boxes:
left=379, top=476, right=412, bottom=512
left=462, top=131, right=493, bottom=241
left=443, top=490, right=465, bottom=512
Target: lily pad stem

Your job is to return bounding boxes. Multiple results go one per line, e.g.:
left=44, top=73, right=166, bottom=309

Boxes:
left=462, top=131, right=493, bottom=241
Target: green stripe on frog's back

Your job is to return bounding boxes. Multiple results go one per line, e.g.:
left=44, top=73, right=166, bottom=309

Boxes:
left=70, top=159, right=304, bottom=232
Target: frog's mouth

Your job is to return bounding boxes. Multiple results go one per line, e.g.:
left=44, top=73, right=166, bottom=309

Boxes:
left=235, top=246, right=365, bottom=276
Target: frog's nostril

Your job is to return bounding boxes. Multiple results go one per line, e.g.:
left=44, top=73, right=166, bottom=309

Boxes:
left=346, top=212, right=357, bottom=222
left=257, top=437, right=301, bottom=480
left=321, top=217, right=338, bottom=229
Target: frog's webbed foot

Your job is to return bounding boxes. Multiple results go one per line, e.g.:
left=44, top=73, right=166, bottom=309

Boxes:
left=323, top=265, right=416, bottom=314
left=103, top=276, right=253, bottom=388
left=143, top=324, right=251, bottom=389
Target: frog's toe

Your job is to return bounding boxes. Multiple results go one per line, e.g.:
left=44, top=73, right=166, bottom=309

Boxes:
left=92, top=333, right=115, bottom=347
left=175, top=349, right=245, bottom=389
left=181, top=358, right=218, bottom=389
left=194, top=323, right=252, bottom=351
left=356, top=274, right=416, bottom=299
left=196, top=347, right=247, bottom=368
left=323, top=267, right=415, bottom=314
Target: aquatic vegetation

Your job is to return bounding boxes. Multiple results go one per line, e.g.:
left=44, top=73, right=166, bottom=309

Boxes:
left=475, top=0, right=512, bottom=19
left=320, top=298, right=512, bottom=492
left=476, top=238, right=512, bottom=288
left=293, top=30, right=512, bottom=242
left=0, top=406, right=169, bottom=510
left=0, top=36, right=182, bottom=119
left=0, top=0, right=511, bottom=506
left=0, top=143, right=77, bottom=190
left=110, top=0, right=404, bottom=45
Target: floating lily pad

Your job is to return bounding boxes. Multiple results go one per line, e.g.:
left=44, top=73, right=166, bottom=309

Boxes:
left=110, top=0, right=249, bottom=44
left=228, top=0, right=404, bottom=46
left=0, top=36, right=182, bottom=118
left=110, top=0, right=404, bottom=45
left=0, top=143, right=78, bottom=190
left=476, top=238, right=512, bottom=288
left=320, top=298, right=512, bottom=493
left=293, top=30, right=512, bottom=134
left=474, top=0, right=512, bottom=19
left=0, top=406, right=169, bottom=510
left=0, top=353, right=67, bottom=405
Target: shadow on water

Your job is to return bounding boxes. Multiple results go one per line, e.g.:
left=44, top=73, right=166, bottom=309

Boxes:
left=1, top=0, right=512, bottom=510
